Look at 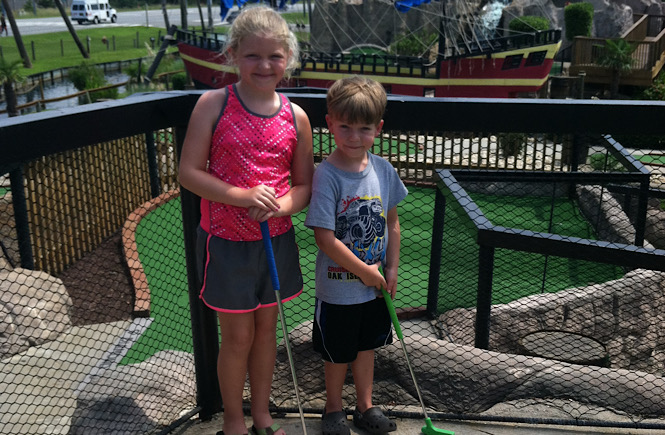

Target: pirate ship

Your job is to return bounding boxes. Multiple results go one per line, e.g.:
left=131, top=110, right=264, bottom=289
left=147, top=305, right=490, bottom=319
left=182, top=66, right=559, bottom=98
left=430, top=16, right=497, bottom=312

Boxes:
left=176, top=0, right=562, bottom=98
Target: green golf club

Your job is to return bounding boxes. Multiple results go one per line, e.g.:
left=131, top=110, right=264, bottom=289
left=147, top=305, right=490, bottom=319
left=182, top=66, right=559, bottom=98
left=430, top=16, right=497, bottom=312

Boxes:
left=381, top=288, right=455, bottom=435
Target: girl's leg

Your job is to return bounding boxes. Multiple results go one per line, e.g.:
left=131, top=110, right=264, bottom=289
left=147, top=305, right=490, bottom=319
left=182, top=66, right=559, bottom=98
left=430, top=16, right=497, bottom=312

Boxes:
left=218, top=311, right=256, bottom=435
left=350, top=349, right=375, bottom=412
left=324, top=360, right=349, bottom=413
left=247, top=306, right=286, bottom=435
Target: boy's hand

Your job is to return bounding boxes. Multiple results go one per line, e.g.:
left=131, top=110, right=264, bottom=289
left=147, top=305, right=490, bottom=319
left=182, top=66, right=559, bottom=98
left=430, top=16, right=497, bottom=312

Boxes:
left=248, top=206, right=275, bottom=222
left=383, top=265, right=398, bottom=299
left=360, top=262, right=387, bottom=291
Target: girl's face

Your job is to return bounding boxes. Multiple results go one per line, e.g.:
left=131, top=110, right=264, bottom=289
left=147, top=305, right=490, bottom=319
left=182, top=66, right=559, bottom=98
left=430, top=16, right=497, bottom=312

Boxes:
left=231, top=33, right=289, bottom=92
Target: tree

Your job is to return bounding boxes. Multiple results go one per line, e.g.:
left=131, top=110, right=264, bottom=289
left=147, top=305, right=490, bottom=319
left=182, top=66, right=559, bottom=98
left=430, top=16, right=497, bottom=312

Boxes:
left=53, top=0, right=90, bottom=59
left=564, top=2, right=594, bottom=41
left=1, top=0, right=32, bottom=68
left=0, top=58, right=25, bottom=117
left=597, top=38, right=635, bottom=98
left=180, top=0, right=188, bottom=29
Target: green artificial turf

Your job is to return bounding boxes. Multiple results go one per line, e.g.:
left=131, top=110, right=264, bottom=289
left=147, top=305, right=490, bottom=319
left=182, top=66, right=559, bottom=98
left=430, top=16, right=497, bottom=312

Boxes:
left=437, top=192, right=624, bottom=311
left=638, top=154, right=665, bottom=165
left=122, top=186, right=624, bottom=364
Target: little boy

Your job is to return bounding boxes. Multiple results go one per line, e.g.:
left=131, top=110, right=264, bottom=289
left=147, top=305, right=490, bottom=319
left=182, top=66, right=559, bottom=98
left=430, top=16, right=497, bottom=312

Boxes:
left=305, top=76, right=408, bottom=435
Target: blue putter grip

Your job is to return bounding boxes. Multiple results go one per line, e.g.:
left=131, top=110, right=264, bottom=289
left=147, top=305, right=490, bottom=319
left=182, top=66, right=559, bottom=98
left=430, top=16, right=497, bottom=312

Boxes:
left=260, top=221, right=280, bottom=291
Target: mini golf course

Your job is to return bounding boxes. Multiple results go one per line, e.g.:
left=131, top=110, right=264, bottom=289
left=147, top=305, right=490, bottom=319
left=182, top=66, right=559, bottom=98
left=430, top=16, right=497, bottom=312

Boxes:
left=121, top=186, right=623, bottom=364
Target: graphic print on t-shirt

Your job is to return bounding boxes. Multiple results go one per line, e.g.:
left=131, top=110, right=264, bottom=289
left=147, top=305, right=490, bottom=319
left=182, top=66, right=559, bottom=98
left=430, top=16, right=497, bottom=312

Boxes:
left=335, top=195, right=386, bottom=269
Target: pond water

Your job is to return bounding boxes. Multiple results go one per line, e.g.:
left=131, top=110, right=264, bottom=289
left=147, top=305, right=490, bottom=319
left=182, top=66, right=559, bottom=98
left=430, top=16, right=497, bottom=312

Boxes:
left=1, top=71, right=130, bottom=119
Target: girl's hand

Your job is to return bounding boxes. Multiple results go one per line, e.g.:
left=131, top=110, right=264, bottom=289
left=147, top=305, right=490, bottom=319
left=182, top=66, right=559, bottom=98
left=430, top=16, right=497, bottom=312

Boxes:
left=245, top=185, right=279, bottom=212
left=360, top=262, right=388, bottom=291
left=248, top=206, right=275, bottom=222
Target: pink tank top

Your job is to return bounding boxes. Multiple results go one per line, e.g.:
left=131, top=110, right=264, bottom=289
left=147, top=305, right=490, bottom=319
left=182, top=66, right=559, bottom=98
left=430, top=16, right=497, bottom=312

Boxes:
left=200, top=85, right=297, bottom=241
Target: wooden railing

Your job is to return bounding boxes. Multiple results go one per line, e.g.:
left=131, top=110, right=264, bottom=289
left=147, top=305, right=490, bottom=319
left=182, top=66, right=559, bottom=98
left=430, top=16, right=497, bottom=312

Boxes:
left=569, top=14, right=665, bottom=87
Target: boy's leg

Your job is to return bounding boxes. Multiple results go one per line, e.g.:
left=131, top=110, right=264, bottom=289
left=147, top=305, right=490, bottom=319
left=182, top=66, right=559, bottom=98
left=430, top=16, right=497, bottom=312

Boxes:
left=248, top=306, right=286, bottom=434
left=324, top=360, right=349, bottom=413
left=350, top=349, right=375, bottom=412
left=218, top=311, right=255, bottom=435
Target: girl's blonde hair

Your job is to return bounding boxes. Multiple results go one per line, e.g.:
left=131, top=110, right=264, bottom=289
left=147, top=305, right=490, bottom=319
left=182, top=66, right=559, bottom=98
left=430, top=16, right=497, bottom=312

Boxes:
left=224, top=6, right=300, bottom=77
left=326, top=76, right=387, bottom=126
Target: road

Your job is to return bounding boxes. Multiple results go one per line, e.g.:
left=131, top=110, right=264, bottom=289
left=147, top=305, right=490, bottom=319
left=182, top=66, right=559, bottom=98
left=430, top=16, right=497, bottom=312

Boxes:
left=10, top=7, right=222, bottom=35
left=10, top=4, right=307, bottom=36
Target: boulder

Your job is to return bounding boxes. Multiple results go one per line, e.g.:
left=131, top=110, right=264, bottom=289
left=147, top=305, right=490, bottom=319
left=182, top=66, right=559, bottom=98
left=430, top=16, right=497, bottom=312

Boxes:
left=0, top=268, right=73, bottom=360
left=502, top=0, right=665, bottom=45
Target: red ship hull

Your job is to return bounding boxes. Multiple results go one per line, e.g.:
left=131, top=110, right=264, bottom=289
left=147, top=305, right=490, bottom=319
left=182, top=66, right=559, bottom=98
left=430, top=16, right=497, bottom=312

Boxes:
left=177, top=30, right=561, bottom=98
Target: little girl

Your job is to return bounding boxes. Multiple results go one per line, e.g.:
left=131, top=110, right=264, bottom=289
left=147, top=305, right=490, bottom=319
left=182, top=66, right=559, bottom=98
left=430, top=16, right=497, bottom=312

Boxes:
left=178, top=6, right=314, bottom=435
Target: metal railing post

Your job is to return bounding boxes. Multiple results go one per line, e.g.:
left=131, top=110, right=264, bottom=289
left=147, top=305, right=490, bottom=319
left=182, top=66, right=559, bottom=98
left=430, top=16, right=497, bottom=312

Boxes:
left=9, top=166, right=34, bottom=270
left=176, top=125, right=222, bottom=420
left=474, top=244, right=494, bottom=350
left=427, top=188, right=446, bottom=317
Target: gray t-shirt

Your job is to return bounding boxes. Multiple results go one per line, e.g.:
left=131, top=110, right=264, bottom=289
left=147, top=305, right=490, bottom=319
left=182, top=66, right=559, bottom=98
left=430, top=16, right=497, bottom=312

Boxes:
left=304, top=152, right=409, bottom=305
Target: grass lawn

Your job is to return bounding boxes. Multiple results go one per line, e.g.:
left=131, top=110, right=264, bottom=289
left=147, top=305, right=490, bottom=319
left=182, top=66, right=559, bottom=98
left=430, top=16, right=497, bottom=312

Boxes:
left=3, top=10, right=309, bottom=76
left=121, top=185, right=623, bottom=364
left=1, top=26, right=177, bottom=75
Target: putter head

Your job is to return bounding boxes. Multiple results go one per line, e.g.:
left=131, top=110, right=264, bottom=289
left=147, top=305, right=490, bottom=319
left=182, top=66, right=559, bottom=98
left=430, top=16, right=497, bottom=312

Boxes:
left=421, top=418, right=455, bottom=435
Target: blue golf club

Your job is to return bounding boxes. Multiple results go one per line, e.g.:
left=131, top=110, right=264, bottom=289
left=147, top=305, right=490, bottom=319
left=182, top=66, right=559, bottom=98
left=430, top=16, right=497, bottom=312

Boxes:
left=260, top=221, right=307, bottom=435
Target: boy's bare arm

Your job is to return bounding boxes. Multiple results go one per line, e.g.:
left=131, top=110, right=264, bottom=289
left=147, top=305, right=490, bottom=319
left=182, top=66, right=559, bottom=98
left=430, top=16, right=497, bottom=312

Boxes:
left=313, top=227, right=387, bottom=291
left=383, top=207, right=401, bottom=298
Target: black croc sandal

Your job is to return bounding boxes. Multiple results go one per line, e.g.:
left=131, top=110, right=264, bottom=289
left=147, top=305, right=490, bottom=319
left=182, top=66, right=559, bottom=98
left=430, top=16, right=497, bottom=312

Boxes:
left=352, top=407, right=397, bottom=434
left=321, top=410, right=350, bottom=435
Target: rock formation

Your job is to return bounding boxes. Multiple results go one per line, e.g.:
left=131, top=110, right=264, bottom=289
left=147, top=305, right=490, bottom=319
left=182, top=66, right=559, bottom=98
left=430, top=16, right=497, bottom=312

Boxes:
left=0, top=268, right=73, bottom=360
left=502, top=0, right=665, bottom=46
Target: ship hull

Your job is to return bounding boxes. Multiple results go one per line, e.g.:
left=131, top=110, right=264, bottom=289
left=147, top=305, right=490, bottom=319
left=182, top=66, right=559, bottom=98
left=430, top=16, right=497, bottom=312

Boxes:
left=177, top=31, right=562, bottom=98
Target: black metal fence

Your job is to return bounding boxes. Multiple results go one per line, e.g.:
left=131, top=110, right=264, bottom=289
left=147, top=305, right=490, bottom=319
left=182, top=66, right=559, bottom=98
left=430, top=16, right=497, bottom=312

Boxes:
left=1, top=92, right=665, bottom=433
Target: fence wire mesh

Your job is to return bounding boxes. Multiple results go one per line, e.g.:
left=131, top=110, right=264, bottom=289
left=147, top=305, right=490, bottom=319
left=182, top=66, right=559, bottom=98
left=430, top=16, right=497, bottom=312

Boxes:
left=1, top=101, right=665, bottom=434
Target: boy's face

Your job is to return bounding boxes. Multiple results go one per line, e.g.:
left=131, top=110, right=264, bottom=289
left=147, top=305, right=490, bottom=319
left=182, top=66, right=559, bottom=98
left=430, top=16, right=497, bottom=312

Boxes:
left=326, top=114, right=383, bottom=162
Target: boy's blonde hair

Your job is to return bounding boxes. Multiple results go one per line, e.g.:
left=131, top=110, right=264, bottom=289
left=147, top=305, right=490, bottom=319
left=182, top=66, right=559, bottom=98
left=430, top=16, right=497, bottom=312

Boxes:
left=326, top=76, right=387, bottom=126
left=224, top=6, right=299, bottom=77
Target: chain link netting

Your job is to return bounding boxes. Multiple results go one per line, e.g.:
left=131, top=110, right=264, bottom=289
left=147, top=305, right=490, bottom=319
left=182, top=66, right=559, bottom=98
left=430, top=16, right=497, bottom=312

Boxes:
left=1, top=100, right=665, bottom=433
left=431, top=131, right=665, bottom=426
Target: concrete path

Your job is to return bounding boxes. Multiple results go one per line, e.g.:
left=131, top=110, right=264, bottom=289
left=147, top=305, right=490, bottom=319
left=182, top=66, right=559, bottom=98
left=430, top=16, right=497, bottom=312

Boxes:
left=0, top=320, right=138, bottom=434
left=173, top=412, right=664, bottom=435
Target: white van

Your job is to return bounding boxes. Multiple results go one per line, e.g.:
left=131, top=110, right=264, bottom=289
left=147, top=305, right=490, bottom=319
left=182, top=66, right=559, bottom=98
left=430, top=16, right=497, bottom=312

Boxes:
left=71, top=0, right=117, bottom=25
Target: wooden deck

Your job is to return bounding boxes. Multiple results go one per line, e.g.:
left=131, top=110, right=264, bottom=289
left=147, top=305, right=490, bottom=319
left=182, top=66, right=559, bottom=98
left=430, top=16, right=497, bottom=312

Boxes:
left=568, top=14, right=665, bottom=87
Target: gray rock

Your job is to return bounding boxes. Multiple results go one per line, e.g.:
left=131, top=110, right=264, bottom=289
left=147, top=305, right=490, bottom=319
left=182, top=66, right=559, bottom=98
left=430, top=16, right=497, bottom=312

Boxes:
left=70, top=350, right=196, bottom=433
left=502, top=0, right=665, bottom=46
left=0, top=268, right=72, bottom=360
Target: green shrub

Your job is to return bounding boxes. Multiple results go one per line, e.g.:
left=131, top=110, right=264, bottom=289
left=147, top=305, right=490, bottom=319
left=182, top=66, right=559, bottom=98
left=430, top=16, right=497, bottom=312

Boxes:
left=69, top=62, right=107, bottom=91
left=389, top=31, right=438, bottom=57
left=68, top=62, right=118, bottom=103
left=564, top=2, right=594, bottom=40
left=114, top=0, right=140, bottom=8
left=498, top=132, right=526, bottom=157
left=509, top=16, right=551, bottom=33
left=171, top=72, right=188, bottom=90
left=37, top=0, right=55, bottom=8
left=588, top=153, right=625, bottom=171
left=642, top=70, right=665, bottom=101
left=124, top=60, right=148, bottom=83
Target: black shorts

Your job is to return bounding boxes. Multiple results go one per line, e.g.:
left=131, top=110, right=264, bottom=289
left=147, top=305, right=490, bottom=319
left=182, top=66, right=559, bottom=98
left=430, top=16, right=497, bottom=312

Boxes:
left=312, top=297, right=393, bottom=364
left=196, top=225, right=303, bottom=312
